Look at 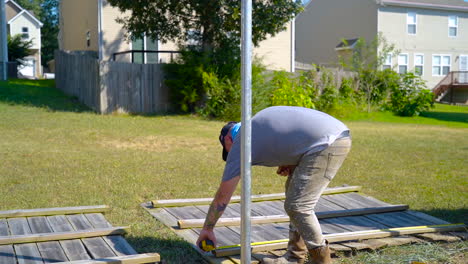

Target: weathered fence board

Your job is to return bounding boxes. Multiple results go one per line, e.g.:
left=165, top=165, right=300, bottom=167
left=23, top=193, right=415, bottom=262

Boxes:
left=55, top=50, right=171, bottom=114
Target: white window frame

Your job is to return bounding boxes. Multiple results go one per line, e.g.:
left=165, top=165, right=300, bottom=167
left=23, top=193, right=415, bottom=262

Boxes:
left=407, top=12, right=417, bottom=35
left=432, top=54, right=451, bottom=76
left=414, top=54, right=424, bottom=76
left=448, top=15, right=458, bottom=37
left=383, top=54, right=392, bottom=70
left=398, top=53, right=409, bottom=74
left=21, top=27, right=29, bottom=39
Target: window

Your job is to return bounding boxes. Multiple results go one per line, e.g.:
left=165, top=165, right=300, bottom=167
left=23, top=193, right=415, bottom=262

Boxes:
left=21, top=27, right=29, bottom=39
left=432, top=55, right=451, bottom=76
left=407, top=12, right=417, bottom=35
left=383, top=54, right=392, bottom=70
left=86, top=31, right=91, bottom=47
left=398, top=54, right=408, bottom=74
left=414, top=54, right=424, bottom=76
left=449, top=16, right=458, bottom=37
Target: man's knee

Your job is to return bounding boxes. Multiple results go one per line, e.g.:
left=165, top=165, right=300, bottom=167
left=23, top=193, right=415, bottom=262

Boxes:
left=284, top=200, right=314, bottom=217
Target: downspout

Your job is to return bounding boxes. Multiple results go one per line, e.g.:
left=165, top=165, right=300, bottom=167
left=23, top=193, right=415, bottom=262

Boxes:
left=0, top=0, right=8, bottom=80
left=98, top=0, right=103, bottom=60
left=291, top=17, right=295, bottom=73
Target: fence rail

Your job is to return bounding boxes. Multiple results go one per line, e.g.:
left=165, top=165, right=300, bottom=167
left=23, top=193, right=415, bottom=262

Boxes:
left=55, top=50, right=171, bottom=114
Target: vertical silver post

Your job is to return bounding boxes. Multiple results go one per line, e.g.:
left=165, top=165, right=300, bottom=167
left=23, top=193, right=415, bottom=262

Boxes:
left=0, top=0, right=8, bottom=80
left=241, top=0, right=252, bottom=262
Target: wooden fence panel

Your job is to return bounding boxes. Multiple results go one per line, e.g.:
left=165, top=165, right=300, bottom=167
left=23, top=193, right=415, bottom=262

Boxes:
left=56, top=50, right=171, bottom=114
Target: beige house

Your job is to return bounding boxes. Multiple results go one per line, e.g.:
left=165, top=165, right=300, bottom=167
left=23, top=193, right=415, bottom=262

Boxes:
left=5, top=0, right=43, bottom=78
left=59, top=0, right=294, bottom=72
left=296, top=0, right=468, bottom=91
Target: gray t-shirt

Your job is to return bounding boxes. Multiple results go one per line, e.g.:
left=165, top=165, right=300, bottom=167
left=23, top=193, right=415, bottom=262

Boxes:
left=222, top=106, right=350, bottom=181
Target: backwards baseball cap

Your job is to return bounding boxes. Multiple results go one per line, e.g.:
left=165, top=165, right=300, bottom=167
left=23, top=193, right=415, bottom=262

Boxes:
left=219, top=121, right=237, bottom=161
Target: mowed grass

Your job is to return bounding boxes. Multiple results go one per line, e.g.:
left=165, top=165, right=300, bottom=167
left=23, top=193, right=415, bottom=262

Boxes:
left=0, top=79, right=467, bottom=263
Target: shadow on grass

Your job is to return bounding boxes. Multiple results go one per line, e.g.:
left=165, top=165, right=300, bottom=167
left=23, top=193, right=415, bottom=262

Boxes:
left=0, top=80, right=92, bottom=113
left=125, top=236, right=207, bottom=263
left=417, top=208, right=468, bottom=225
left=420, top=111, right=468, bottom=124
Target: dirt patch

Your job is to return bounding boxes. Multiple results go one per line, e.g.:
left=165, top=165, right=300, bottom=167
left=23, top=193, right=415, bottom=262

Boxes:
left=100, top=135, right=213, bottom=152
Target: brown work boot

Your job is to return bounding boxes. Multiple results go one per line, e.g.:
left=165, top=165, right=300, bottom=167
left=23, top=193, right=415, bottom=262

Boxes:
left=308, top=242, right=332, bottom=264
left=262, top=230, right=307, bottom=264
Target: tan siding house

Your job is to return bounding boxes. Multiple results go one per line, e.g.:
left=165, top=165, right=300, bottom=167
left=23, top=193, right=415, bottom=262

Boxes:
left=6, top=0, right=43, bottom=78
left=59, top=0, right=294, bottom=71
left=296, top=0, right=468, bottom=90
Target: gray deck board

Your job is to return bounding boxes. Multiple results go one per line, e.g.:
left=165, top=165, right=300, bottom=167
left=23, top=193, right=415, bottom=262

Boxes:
left=14, top=243, right=44, bottom=264
left=8, top=217, right=31, bottom=235
left=0, top=245, right=16, bottom=264
left=0, top=219, right=9, bottom=236
left=84, top=213, right=137, bottom=256
left=28, top=217, right=68, bottom=263
left=66, top=214, right=117, bottom=259
left=46, top=215, right=91, bottom=261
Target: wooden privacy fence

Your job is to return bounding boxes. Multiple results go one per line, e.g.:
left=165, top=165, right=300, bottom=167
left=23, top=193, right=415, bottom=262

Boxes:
left=55, top=50, right=171, bottom=114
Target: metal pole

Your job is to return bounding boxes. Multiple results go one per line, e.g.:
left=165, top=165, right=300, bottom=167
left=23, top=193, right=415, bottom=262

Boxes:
left=0, top=0, right=8, bottom=80
left=241, top=0, right=252, bottom=262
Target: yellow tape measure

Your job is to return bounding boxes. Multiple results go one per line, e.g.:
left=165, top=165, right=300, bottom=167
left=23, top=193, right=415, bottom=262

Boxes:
left=199, top=239, right=216, bottom=252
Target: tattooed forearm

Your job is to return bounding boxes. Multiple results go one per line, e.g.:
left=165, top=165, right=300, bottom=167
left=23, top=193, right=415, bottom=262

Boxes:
left=216, top=203, right=227, bottom=212
left=203, top=201, right=227, bottom=230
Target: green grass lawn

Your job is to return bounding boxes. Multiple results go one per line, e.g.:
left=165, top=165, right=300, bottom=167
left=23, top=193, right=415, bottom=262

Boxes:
left=0, top=79, right=467, bottom=263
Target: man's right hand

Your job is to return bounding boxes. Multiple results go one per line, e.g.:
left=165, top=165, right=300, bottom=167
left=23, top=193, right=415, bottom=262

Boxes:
left=276, top=165, right=296, bottom=176
left=196, top=229, right=217, bottom=251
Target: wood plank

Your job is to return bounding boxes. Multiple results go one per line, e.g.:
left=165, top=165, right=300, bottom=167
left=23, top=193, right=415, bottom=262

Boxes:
left=165, top=206, right=206, bottom=220
left=322, top=215, right=390, bottom=232
left=28, top=217, right=69, bottom=263
left=8, top=217, right=31, bottom=235
left=14, top=243, right=44, bottom=264
left=84, top=214, right=112, bottom=229
left=177, top=205, right=409, bottom=228
left=59, top=241, right=91, bottom=261
left=67, top=215, right=94, bottom=231
left=36, top=241, right=69, bottom=263
left=82, top=237, right=116, bottom=259
left=344, top=192, right=390, bottom=207
left=46, top=215, right=74, bottom=232
left=0, top=245, right=16, bottom=264
left=0, top=227, right=130, bottom=245
left=147, top=209, right=178, bottom=228
left=0, top=206, right=110, bottom=218
left=151, top=186, right=362, bottom=207
left=323, top=194, right=365, bottom=209
left=0, top=219, right=9, bottom=236
left=415, top=232, right=462, bottom=242
left=84, top=213, right=138, bottom=256
left=102, top=236, right=138, bottom=256
left=46, top=215, right=91, bottom=261
left=212, top=224, right=466, bottom=257
left=67, top=214, right=117, bottom=259
left=51, top=253, right=161, bottom=264
left=251, top=201, right=285, bottom=216
left=364, top=212, right=431, bottom=228
left=404, top=211, right=450, bottom=225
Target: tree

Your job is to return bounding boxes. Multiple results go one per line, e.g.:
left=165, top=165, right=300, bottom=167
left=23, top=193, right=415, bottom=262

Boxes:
left=107, top=0, right=302, bottom=59
left=39, top=0, right=59, bottom=69
left=8, top=34, right=33, bottom=66
left=339, top=33, right=399, bottom=112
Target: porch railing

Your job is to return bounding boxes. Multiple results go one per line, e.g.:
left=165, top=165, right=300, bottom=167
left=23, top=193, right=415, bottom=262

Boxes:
left=112, top=50, right=182, bottom=64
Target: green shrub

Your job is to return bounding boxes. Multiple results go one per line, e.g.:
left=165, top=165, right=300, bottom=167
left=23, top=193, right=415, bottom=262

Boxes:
left=270, top=71, right=315, bottom=109
left=315, top=70, right=338, bottom=112
left=199, top=70, right=240, bottom=119
left=388, top=72, right=434, bottom=116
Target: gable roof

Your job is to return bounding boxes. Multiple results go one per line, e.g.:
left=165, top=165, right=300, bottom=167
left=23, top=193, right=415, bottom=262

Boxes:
left=379, top=0, right=468, bottom=12
left=335, top=38, right=359, bottom=50
left=5, top=0, right=43, bottom=27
